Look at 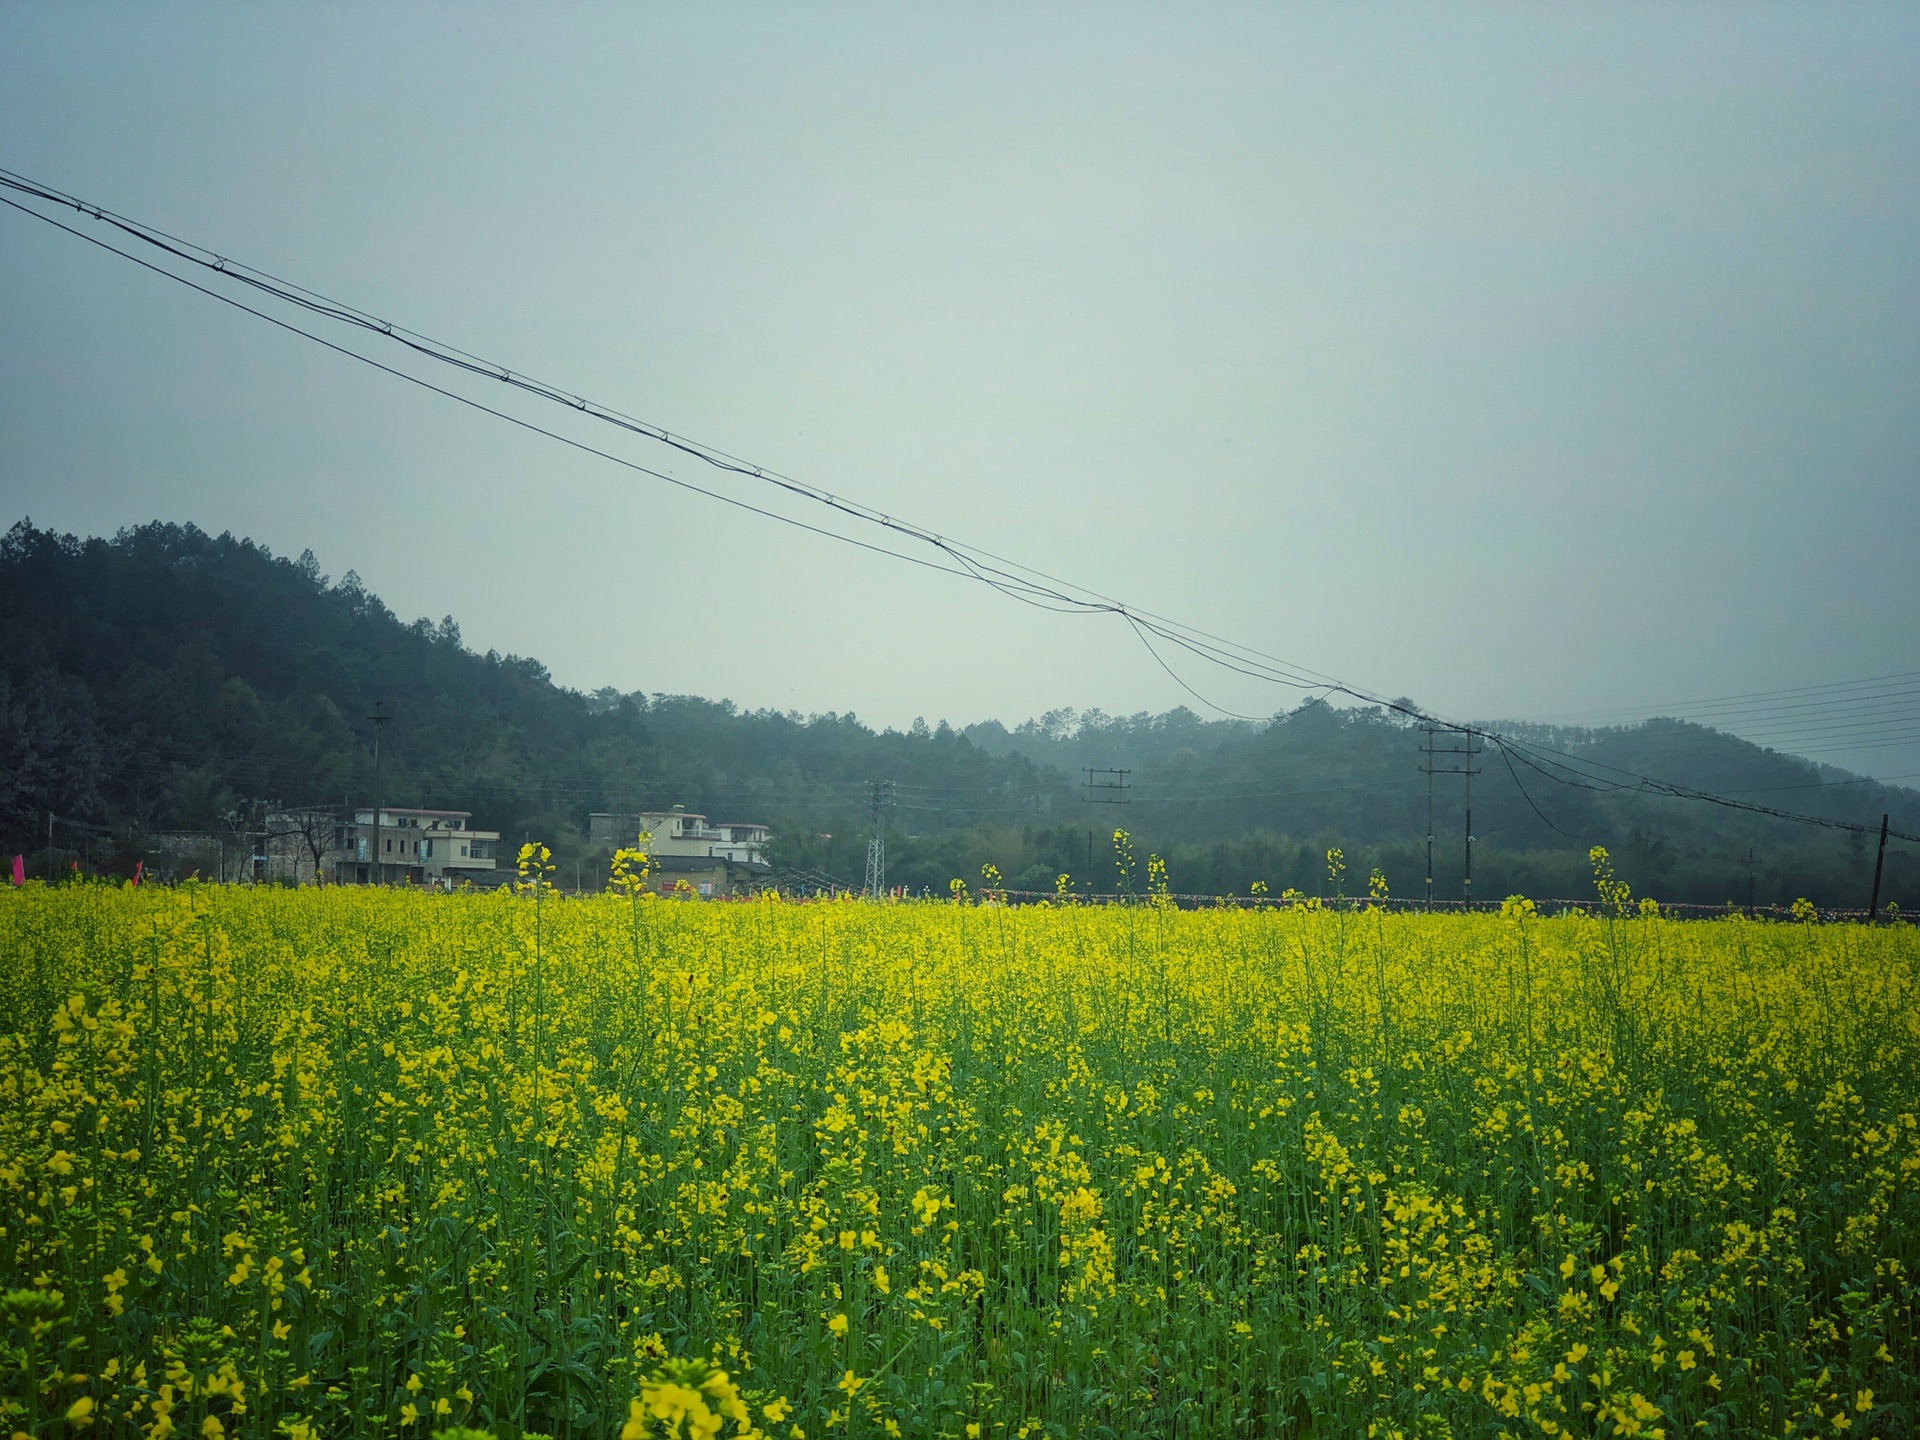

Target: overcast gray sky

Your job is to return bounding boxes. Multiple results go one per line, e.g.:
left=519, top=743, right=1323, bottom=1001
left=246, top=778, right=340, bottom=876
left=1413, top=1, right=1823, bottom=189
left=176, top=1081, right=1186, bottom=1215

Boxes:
left=3, top=4, right=1917, bottom=778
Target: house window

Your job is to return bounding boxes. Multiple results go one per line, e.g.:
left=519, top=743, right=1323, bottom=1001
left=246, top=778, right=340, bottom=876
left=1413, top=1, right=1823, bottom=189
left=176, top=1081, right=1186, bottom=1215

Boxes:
left=460, top=844, right=468, bottom=857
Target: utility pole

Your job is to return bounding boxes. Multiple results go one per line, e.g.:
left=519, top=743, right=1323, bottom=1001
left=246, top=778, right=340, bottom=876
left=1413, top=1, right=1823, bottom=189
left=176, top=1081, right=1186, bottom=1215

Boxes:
left=1868, top=814, right=1889, bottom=922
left=368, top=701, right=390, bottom=886
left=864, top=780, right=894, bottom=898
left=1464, top=733, right=1479, bottom=909
left=1420, top=724, right=1436, bottom=911
left=1081, top=768, right=1131, bottom=897
left=1745, top=847, right=1758, bottom=915
left=1417, top=729, right=1479, bottom=908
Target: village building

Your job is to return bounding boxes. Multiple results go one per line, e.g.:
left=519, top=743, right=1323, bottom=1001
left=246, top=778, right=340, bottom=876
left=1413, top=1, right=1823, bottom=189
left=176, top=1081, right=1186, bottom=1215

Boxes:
left=332, top=807, right=502, bottom=887
left=588, top=805, right=773, bottom=895
left=262, top=806, right=339, bottom=885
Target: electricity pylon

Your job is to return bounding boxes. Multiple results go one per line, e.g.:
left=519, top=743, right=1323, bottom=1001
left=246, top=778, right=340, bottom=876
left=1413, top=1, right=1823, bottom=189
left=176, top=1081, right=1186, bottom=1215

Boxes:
left=865, top=780, right=895, bottom=897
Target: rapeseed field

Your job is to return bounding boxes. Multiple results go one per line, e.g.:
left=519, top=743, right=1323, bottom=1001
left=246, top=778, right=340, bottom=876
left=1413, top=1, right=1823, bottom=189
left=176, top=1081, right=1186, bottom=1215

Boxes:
left=2, top=863, right=1915, bottom=1438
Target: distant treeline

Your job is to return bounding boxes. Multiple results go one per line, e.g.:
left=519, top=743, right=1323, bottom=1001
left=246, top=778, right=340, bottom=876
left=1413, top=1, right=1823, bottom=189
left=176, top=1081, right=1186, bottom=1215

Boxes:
left=2, top=518, right=1913, bottom=908
left=812, top=823, right=1889, bottom=913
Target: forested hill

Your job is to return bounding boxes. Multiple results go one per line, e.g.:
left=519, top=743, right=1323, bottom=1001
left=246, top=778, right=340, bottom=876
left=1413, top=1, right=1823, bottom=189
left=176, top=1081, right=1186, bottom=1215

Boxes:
left=3, top=519, right=1914, bottom=907
left=0, top=520, right=1060, bottom=853
left=962, top=707, right=1920, bottom=856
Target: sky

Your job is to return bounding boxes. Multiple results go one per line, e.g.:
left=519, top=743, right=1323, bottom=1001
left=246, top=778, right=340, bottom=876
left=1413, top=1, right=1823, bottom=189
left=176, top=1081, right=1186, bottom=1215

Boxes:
left=3, top=4, right=1917, bottom=779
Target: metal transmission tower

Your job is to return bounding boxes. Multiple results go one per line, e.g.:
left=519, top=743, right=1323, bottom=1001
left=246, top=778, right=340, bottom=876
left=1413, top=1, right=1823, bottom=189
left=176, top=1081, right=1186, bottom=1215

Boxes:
left=1418, top=727, right=1482, bottom=909
left=1081, top=768, right=1131, bottom=896
left=864, top=780, right=895, bottom=898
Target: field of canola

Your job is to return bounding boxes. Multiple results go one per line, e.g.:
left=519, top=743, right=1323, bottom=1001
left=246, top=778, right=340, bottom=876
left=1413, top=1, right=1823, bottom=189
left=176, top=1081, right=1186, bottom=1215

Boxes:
left=2, top=878, right=1917, bottom=1440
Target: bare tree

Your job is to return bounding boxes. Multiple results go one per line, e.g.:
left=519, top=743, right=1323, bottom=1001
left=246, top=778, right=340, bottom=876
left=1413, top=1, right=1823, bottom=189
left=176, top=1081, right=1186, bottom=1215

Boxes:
left=265, top=805, right=340, bottom=884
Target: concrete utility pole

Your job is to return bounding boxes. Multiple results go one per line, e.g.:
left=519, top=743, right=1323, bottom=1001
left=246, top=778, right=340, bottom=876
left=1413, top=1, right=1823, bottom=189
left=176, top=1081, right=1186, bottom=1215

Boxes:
left=1868, top=814, right=1889, bottom=921
left=1464, top=734, right=1479, bottom=909
left=1418, top=729, right=1480, bottom=908
left=367, top=702, right=390, bottom=885
left=1080, top=768, right=1131, bottom=897
left=1420, top=724, right=1436, bottom=911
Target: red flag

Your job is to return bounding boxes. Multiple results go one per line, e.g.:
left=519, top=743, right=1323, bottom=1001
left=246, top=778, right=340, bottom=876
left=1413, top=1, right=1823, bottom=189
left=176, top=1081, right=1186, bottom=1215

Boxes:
left=133, top=860, right=145, bottom=888
left=9, top=855, right=21, bottom=887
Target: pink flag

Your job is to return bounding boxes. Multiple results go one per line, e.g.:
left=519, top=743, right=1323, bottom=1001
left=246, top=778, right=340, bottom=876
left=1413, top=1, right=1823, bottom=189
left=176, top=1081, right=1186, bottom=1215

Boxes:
left=10, top=855, right=22, bottom=887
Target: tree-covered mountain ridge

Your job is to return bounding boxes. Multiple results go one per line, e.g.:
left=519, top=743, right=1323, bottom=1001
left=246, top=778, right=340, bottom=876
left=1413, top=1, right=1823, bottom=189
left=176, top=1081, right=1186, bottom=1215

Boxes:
left=3, top=519, right=1913, bottom=907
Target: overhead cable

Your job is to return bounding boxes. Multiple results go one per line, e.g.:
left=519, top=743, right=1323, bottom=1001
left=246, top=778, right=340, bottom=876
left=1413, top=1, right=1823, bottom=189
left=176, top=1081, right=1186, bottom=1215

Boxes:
left=3, top=166, right=1914, bottom=845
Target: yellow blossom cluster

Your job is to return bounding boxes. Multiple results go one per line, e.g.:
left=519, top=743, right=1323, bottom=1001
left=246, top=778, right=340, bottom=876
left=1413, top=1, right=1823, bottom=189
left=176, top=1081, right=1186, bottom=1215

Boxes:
left=0, top=879, right=1915, bottom=1437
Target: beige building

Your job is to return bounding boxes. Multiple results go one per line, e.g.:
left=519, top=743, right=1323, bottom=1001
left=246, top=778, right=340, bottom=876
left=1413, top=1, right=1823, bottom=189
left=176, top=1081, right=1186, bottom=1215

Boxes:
left=647, top=853, right=772, bottom=899
left=333, top=807, right=501, bottom=887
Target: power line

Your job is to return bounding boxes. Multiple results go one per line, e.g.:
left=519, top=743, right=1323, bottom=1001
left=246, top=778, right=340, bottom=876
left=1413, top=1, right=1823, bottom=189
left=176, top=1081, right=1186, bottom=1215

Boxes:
left=0, top=167, right=1340, bottom=691
left=1535, top=670, right=1920, bottom=725
left=1582, top=709, right=1920, bottom=748
left=1722, top=770, right=1920, bottom=795
left=1784, top=735, right=1920, bottom=757
left=0, top=193, right=983, bottom=591
left=0, top=181, right=1340, bottom=722
left=4, top=167, right=1914, bottom=846
left=1509, top=724, right=1920, bottom=775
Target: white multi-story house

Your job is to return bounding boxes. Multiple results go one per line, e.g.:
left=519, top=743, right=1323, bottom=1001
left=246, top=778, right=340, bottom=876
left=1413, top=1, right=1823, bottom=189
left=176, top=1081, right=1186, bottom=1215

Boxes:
left=333, top=807, right=501, bottom=887
left=590, top=805, right=771, bottom=864
left=708, top=820, right=772, bottom=863
left=586, top=805, right=774, bottom=896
